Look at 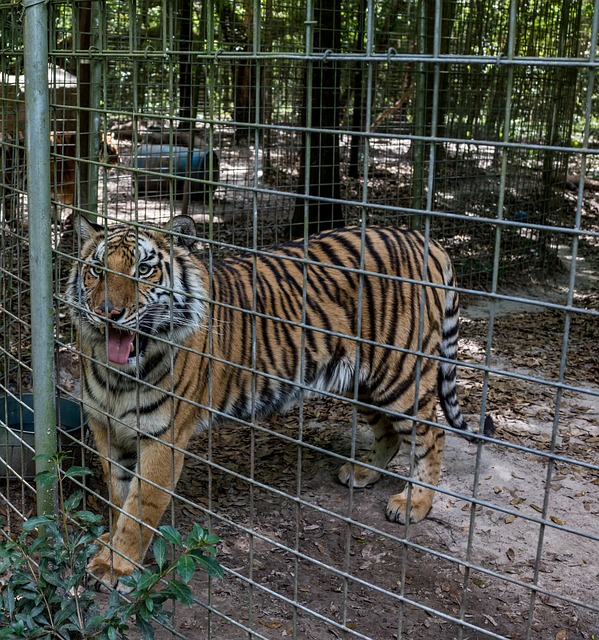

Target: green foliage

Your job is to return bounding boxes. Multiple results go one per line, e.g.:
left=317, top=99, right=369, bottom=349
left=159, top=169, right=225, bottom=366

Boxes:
left=0, top=456, right=223, bottom=639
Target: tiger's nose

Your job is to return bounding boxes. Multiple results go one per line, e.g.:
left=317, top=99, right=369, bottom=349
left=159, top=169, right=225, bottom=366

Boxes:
left=94, top=302, right=124, bottom=321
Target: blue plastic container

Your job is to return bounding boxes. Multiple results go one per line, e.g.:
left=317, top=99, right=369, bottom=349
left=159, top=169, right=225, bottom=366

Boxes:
left=0, top=394, right=86, bottom=479
left=135, top=144, right=219, bottom=202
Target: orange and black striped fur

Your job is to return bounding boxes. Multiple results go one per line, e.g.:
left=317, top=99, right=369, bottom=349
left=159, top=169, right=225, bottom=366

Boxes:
left=67, top=216, right=492, bottom=587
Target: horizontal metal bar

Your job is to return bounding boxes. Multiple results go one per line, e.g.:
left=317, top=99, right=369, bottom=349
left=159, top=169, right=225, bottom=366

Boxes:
left=47, top=46, right=599, bottom=69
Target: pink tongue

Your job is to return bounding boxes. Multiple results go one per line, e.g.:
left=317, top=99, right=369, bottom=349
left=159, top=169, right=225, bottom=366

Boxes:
left=107, top=328, right=136, bottom=364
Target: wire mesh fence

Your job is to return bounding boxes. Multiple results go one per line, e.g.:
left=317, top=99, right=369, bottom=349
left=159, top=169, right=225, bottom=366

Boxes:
left=1, top=0, right=598, bottom=638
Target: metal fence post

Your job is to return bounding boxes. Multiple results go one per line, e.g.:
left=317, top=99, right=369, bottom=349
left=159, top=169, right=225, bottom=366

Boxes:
left=23, top=0, right=57, bottom=516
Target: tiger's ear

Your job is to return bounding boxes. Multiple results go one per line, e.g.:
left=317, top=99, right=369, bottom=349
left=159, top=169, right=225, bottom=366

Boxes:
left=72, top=215, right=102, bottom=244
left=167, top=215, right=198, bottom=249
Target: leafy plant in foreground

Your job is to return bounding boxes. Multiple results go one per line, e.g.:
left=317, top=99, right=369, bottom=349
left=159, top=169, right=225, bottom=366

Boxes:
left=0, top=456, right=223, bottom=639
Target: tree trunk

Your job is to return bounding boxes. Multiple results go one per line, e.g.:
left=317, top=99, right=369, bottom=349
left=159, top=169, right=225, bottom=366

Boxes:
left=292, top=0, right=343, bottom=237
left=233, top=0, right=260, bottom=143
left=77, top=2, right=92, bottom=210
left=411, top=0, right=456, bottom=227
left=177, top=0, right=197, bottom=215
left=177, top=0, right=195, bottom=125
left=348, top=0, right=366, bottom=180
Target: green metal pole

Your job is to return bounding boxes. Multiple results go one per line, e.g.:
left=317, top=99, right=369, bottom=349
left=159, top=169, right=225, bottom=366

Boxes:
left=87, top=0, right=102, bottom=219
left=23, top=0, right=58, bottom=517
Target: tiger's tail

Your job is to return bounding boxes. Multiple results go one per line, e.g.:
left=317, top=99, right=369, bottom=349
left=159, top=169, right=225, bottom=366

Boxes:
left=438, top=263, right=494, bottom=441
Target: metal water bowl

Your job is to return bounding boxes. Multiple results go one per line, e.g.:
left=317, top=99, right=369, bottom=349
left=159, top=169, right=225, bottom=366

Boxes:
left=134, top=144, right=219, bottom=202
left=0, top=394, right=86, bottom=479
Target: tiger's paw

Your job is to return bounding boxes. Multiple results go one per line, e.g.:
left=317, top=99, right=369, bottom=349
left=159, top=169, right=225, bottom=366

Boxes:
left=338, top=461, right=381, bottom=488
left=87, top=548, right=137, bottom=594
left=385, top=488, right=433, bottom=524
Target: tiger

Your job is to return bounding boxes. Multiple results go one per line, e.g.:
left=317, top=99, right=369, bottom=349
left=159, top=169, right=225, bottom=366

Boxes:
left=66, top=215, right=493, bottom=587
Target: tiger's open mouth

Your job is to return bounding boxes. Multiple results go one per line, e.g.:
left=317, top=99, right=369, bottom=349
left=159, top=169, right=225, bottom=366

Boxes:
left=98, top=326, right=138, bottom=365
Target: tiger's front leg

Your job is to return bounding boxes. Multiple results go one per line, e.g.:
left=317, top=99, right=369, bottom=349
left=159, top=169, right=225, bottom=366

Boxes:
left=88, top=419, right=136, bottom=524
left=88, top=423, right=195, bottom=589
left=385, top=396, right=445, bottom=524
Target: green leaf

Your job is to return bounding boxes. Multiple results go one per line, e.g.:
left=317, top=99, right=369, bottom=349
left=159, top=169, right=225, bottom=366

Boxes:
left=205, top=534, right=221, bottom=547
left=2, top=588, right=15, bottom=617
left=86, top=614, right=107, bottom=633
left=158, top=525, right=182, bottom=548
left=137, top=600, right=153, bottom=622
left=33, top=453, right=54, bottom=463
left=34, top=470, right=57, bottom=488
left=3, top=619, right=24, bottom=636
left=63, top=466, right=93, bottom=479
left=54, top=603, right=77, bottom=627
left=176, top=555, right=195, bottom=583
left=63, top=491, right=83, bottom=513
left=135, top=571, right=160, bottom=593
left=40, top=570, right=64, bottom=588
left=136, top=616, right=155, bottom=640
left=186, top=523, right=208, bottom=547
left=146, top=608, right=173, bottom=629
left=0, top=555, right=19, bottom=575
left=117, top=574, right=139, bottom=591
left=21, top=515, right=55, bottom=532
left=107, top=625, right=118, bottom=640
left=22, top=612, right=37, bottom=630
left=191, top=553, right=225, bottom=579
left=28, top=536, right=50, bottom=555
left=72, top=510, right=104, bottom=525
left=144, top=596, right=154, bottom=614
left=163, top=579, right=193, bottom=606
left=152, top=538, right=167, bottom=570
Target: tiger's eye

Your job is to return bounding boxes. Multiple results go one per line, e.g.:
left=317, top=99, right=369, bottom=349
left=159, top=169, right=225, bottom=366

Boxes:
left=138, top=263, right=153, bottom=276
left=88, top=265, right=102, bottom=278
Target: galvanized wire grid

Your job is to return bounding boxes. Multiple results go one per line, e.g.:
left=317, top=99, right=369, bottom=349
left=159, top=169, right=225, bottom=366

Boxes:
left=1, top=0, right=599, bottom=638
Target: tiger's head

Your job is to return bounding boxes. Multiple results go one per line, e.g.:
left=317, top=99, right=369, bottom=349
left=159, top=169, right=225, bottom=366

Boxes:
left=66, top=215, right=205, bottom=369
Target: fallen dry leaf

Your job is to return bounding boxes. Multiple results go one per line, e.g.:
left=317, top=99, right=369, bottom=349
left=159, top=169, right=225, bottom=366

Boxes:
left=483, top=613, right=498, bottom=627
left=258, top=619, right=282, bottom=629
left=530, top=503, right=543, bottom=513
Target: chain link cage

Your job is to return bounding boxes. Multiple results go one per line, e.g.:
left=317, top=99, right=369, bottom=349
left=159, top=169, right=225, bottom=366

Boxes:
left=1, top=0, right=598, bottom=638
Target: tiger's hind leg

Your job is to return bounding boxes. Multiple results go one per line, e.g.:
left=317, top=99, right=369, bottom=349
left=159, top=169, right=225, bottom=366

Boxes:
left=338, top=409, right=401, bottom=488
left=385, top=393, right=445, bottom=524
